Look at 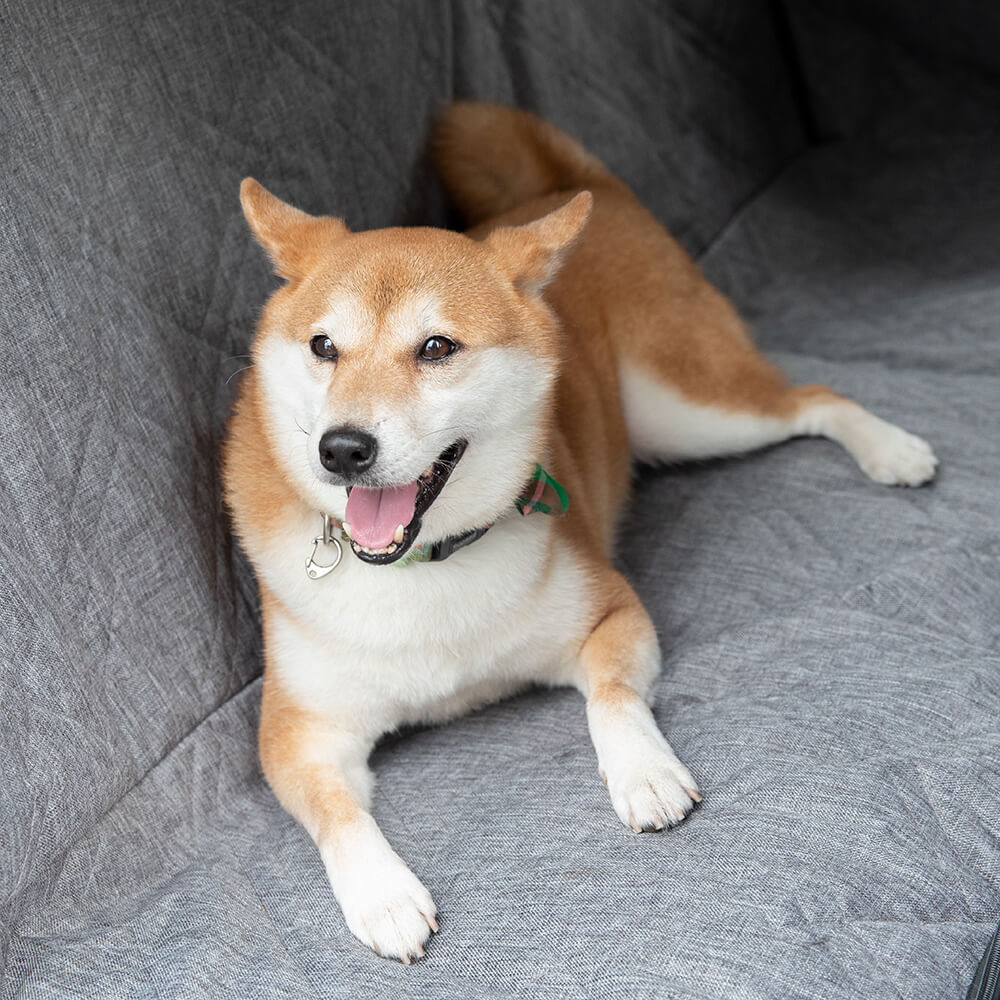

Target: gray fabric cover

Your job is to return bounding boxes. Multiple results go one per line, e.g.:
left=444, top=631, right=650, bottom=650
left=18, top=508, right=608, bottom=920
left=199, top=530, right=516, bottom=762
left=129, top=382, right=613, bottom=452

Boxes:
left=2, top=1, right=997, bottom=997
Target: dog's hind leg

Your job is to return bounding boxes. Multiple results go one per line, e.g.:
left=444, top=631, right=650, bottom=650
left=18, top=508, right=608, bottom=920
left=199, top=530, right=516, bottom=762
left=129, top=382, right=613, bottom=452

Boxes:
left=573, top=569, right=700, bottom=832
left=619, top=346, right=938, bottom=486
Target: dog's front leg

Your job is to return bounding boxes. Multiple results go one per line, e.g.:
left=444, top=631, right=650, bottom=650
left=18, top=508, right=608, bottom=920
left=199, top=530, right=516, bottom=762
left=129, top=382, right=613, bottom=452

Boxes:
left=577, top=569, right=701, bottom=832
left=258, top=650, right=437, bottom=962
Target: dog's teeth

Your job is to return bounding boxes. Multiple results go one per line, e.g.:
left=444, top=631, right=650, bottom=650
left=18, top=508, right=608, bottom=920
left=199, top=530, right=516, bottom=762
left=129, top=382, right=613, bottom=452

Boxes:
left=341, top=522, right=353, bottom=540
left=393, top=524, right=405, bottom=544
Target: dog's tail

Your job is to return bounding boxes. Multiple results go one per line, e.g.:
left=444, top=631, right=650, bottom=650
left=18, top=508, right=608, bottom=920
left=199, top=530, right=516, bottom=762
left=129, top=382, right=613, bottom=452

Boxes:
left=434, top=102, right=611, bottom=225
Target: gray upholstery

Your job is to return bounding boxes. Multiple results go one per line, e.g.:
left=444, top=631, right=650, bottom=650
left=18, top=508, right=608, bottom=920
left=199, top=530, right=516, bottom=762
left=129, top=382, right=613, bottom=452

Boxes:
left=2, top=1, right=997, bottom=997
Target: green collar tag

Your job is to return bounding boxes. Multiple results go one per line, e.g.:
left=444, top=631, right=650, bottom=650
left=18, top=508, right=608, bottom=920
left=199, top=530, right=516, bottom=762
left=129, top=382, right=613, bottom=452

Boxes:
left=514, top=463, right=570, bottom=517
left=394, top=542, right=434, bottom=567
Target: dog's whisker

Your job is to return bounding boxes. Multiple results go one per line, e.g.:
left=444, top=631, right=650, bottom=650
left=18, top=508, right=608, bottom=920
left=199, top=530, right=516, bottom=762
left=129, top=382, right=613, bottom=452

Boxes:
left=225, top=365, right=254, bottom=386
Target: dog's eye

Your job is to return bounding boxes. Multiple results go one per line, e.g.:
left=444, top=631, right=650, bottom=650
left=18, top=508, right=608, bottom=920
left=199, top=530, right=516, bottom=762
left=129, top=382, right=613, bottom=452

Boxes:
left=309, top=335, right=338, bottom=361
left=419, top=336, right=457, bottom=361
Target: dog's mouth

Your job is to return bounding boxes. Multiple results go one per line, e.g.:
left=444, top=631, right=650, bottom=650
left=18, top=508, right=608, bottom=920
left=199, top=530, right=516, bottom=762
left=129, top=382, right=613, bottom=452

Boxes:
left=342, top=440, right=467, bottom=565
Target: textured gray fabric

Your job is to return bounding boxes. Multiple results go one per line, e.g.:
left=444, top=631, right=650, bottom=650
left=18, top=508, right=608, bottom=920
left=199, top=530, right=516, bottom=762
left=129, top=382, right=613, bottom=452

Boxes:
left=2, top=1, right=998, bottom=997
left=778, top=1, right=1000, bottom=139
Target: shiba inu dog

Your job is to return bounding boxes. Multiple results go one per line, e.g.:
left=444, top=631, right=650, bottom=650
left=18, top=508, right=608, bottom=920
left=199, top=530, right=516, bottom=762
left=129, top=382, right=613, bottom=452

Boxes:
left=223, top=102, right=937, bottom=963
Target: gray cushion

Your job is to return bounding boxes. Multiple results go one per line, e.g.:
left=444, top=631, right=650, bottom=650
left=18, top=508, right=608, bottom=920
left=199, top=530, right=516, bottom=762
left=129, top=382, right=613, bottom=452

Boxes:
left=2, top=1, right=997, bottom=997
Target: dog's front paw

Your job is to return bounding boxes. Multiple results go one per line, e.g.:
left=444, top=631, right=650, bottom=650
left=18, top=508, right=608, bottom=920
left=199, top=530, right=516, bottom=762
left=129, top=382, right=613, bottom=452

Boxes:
left=589, top=700, right=700, bottom=833
left=603, top=741, right=700, bottom=833
left=323, top=822, right=438, bottom=963
left=341, top=862, right=438, bottom=963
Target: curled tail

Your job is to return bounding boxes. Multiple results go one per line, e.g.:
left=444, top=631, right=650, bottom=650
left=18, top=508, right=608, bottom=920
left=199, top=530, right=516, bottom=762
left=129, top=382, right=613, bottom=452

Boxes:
left=434, top=101, right=611, bottom=225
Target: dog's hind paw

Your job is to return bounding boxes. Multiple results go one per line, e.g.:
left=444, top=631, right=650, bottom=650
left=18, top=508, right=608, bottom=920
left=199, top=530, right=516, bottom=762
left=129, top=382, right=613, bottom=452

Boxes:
left=832, top=407, right=939, bottom=487
left=857, top=423, right=938, bottom=487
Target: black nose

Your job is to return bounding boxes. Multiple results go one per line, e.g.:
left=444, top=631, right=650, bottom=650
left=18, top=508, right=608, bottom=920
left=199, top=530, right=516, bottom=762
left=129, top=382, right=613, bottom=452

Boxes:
left=318, top=427, right=378, bottom=479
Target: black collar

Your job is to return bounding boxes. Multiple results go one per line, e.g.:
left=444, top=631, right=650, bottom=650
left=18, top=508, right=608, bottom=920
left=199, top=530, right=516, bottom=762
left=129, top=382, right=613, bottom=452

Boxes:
left=423, top=524, right=493, bottom=562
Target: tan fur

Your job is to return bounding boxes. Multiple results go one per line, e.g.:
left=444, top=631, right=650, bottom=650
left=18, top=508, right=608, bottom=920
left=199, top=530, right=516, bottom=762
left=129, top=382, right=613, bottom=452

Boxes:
left=579, top=570, right=658, bottom=701
left=222, top=390, right=295, bottom=541
left=434, top=102, right=608, bottom=225
left=259, top=698, right=360, bottom=839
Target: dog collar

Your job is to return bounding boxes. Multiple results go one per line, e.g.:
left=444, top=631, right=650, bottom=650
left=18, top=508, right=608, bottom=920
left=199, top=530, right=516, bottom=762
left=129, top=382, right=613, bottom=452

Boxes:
left=305, top=464, right=568, bottom=579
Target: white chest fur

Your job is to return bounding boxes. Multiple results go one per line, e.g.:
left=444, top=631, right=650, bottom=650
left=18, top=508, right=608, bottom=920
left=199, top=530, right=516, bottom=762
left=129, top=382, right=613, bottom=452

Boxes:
left=254, top=508, right=594, bottom=739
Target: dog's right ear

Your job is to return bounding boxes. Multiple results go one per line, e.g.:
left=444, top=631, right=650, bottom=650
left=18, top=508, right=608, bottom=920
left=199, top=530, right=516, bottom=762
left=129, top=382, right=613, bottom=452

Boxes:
left=485, top=191, right=592, bottom=297
left=240, top=178, right=348, bottom=281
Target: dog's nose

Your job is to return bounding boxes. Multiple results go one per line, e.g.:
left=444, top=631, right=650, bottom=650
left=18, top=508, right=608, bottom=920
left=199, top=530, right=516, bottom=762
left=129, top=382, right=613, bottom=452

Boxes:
left=318, top=427, right=378, bottom=479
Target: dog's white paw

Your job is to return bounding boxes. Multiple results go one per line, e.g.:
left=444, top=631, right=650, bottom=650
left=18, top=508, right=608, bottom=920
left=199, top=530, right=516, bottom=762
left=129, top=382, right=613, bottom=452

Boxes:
left=340, top=863, right=437, bottom=963
left=603, top=740, right=700, bottom=833
left=843, top=412, right=938, bottom=486
left=323, top=822, right=438, bottom=963
left=859, top=424, right=938, bottom=486
left=589, top=699, right=700, bottom=833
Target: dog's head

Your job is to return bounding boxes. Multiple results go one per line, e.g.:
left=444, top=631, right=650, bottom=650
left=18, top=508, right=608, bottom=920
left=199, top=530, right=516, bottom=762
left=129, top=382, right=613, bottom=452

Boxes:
left=239, top=179, right=590, bottom=564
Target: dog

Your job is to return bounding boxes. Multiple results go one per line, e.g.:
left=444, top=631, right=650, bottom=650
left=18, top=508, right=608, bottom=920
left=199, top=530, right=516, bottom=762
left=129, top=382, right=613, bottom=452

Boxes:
left=223, top=102, right=937, bottom=962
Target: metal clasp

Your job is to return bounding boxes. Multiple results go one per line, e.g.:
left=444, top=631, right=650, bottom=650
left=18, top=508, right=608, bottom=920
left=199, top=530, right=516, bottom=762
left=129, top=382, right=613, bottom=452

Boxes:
left=305, top=513, right=343, bottom=580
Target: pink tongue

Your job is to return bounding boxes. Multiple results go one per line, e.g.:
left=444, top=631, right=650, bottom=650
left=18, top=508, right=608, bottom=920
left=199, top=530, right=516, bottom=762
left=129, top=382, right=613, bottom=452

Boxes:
left=344, top=481, right=419, bottom=549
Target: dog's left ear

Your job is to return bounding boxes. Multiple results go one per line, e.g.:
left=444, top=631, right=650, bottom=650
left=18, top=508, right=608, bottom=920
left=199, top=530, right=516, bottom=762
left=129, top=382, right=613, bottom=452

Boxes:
left=486, top=191, right=592, bottom=295
left=240, top=178, right=348, bottom=281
